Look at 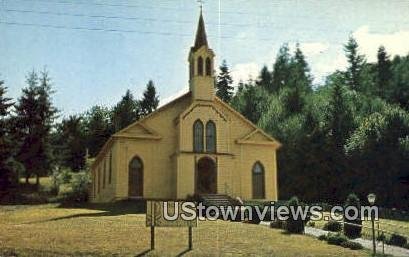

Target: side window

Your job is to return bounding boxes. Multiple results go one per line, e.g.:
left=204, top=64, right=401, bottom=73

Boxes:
left=103, top=158, right=106, bottom=188
left=109, top=151, right=112, bottom=184
left=252, top=162, right=265, bottom=199
left=193, top=119, right=204, bottom=152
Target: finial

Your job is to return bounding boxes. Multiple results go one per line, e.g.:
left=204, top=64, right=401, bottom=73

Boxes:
left=197, top=0, right=204, bottom=12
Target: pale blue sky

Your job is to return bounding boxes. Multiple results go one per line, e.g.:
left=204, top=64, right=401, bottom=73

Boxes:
left=1, top=0, right=409, bottom=117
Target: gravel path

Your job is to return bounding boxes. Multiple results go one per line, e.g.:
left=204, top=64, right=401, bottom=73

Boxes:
left=260, top=222, right=409, bottom=257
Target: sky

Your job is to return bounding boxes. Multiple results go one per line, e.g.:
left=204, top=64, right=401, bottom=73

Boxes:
left=1, top=0, right=409, bottom=117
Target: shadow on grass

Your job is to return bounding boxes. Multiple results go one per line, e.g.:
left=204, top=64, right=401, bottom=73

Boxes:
left=175, top=248, right=192, bottom=256
left=23, top=199, right=146, bottom=224
left=134, top=249, right=152, bottom=257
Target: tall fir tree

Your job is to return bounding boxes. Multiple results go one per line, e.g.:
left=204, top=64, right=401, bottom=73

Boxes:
left=58, top=115, right=86, bottom=172
left=256, top=65, right=273, bottom=91
left=112, top=89, right=140, bottom=132
left=140, top=80, right=159, bottom=116
left=376, top=46, right=392, bottom=98
left=216, top=60, right=234, bottom=103
left=84, top=105, right=112, bottom=157
left=0, top=79, right=17, bottom=198
left=290, top=43, right=313, bottom=92
left=327, top=83, right=354, bottom=150
left=344, top=36, right=365, bottom=91
left=271, top=44, right=292, bottom=93
left=14, top=70, right=58, bottom=185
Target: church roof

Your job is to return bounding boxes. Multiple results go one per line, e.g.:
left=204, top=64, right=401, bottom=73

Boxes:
left=192, top=10, right=208, bottom=51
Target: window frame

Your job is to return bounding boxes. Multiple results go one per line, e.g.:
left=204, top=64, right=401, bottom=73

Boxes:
left=193, top=119, right=204, bottom=152
left=205, top=120, right=217, bottom=153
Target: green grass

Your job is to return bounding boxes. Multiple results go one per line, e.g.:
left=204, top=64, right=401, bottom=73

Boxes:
left=0, top=203, right=372, bottom=257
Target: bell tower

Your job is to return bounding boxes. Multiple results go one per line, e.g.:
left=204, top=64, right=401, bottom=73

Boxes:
left=188, top=9, right=215, bottom=101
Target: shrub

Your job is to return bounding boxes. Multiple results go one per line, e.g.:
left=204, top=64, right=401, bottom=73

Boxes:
left=343, top=193, right=362, bottom=238
left=388, top=233, right=407, bottom=247
left=323, top=220, right=342, bottom=232
left=404, top=243, right=409, bottom=249
left=61, top=171, right=90, bottom=202
left=377, top=233, right=386, bottom=241
left=318, top=234, right=327, bottom=241
left=58, top=169, right=72, bottom=184
left=308, top=221, right=315, bottom=227
left=327, top=233, right=348, bottom=246
left=341, top=241, right=363, bottom=250
left=270, top=220, right=285, bottom=229
left=285, top=196, right=305, bottom=234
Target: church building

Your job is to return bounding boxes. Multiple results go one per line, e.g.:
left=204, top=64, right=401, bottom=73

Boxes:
left=90, top=11, right=281, bottom=203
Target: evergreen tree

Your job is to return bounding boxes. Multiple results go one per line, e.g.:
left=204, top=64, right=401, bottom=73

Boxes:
left=230, top=81, right=269, bottom=124
left=216, top=60, right=234, bottom=103
left=58, top=115, right=86, bottom=172
left=84, top=106, right=112, bottom=157
left=327, top=83, right=354, bottom=149
left=0, top=80, right=17, bottom=198
left=376, top=46, right=392, bottom=98
left=140, top=80, right=159, bottom=116
left=389, top=55, right=409, bottom=111
left=112, top=89, right=140, bottom=132
left=14, top=70, right=58, bottom=185
left=256, top=65, right=272, bottom=91
left=290, top=43, right=313, bottom=92
left=271, top=44, right=292, bottom=93
left=344, top=36, right=365, bottom=91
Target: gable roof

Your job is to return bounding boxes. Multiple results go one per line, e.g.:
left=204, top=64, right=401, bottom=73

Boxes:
left=91, top=92, right=192, bottom=168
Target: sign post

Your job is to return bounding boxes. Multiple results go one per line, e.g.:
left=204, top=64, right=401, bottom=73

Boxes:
left=188, top=226, right=193, bottom=250
left=146, top=201, right=197, bottom=250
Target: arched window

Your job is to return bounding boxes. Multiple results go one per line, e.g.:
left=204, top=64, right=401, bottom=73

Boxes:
left=109, top=151, right=112, bottom=184
left=98, top=167, right=101, bottom=193
left=193, top=119, right=204, bottom=152
left=205, top=57, right=212, bottom=76
left=206, top=120, right=216, bottom=153
left=252, top=162, right=265, bottom=199
left=129, top=156, right=143, bottom=197
left=198, top=56, right=204, bottom=76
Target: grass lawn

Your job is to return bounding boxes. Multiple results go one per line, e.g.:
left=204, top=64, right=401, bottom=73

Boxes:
left=0, top=203, right=372, bottom=257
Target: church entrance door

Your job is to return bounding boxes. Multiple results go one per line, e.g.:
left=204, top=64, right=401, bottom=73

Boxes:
left=196, top=157, right=217, bottom=194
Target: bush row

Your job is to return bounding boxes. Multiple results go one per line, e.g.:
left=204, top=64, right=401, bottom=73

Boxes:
left=319, top=233, right=363, bottom=250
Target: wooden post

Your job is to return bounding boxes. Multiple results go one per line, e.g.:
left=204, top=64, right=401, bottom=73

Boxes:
left=188, top=226, right=193, bottom=250
left=151, top=226, right=155, bottom=250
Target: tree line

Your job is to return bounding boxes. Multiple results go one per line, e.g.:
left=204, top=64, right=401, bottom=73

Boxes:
left=218, top=37, right=409, bottom=210
left=0, top=73, right=159, bottom=200
left=1, top=35, right=408, bottom=209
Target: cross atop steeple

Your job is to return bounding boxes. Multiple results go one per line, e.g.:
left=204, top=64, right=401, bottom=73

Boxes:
left=197, top=0, right=204, bottom=12
left=192, top=5, right=208, bottom=51
left=188, top=8, right=215, bottom=101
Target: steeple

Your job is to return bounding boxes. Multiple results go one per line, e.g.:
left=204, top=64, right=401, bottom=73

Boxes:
left=192, top=10, right=208, bottom=51
left=188, top=10, right=215, bottom=101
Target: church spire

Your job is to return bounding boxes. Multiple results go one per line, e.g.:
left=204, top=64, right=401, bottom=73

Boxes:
left=193, top=9, right=208, bottom=51
left=188, top=8, right=215, bottom=101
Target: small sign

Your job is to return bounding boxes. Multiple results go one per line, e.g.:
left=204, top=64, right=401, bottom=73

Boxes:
left=146, top=201, right=197, bottom=250
left=146, top=201, right=198, bottom=227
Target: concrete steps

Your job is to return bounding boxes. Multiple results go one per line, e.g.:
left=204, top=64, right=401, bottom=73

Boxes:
left=200, top=194, right=237, bottom=207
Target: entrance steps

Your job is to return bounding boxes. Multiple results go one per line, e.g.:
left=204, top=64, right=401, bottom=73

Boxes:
left=199, top=194, right=238, bottom=207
